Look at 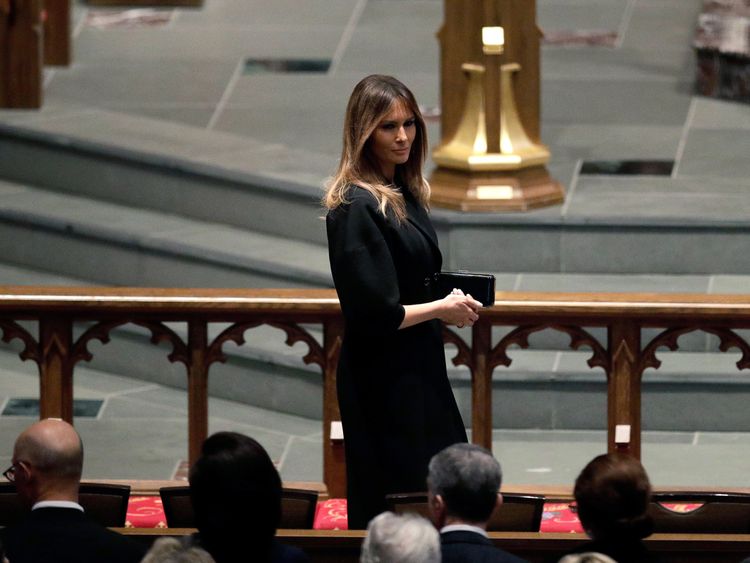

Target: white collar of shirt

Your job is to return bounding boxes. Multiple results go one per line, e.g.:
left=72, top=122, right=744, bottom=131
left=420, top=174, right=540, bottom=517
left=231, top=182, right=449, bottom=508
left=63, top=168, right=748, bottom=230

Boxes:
left=32, top=500, right=84, bottom=512
left=440, top=523, right=488, bottom=537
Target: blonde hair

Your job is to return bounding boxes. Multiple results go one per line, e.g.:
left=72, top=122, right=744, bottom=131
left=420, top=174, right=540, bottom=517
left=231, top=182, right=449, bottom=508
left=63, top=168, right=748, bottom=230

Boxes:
left=324, top=75, right=430, bottom=222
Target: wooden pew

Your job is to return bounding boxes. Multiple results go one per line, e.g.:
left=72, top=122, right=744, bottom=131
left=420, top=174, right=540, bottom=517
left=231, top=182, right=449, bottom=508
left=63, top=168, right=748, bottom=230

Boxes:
left=0, top=0, right=43, bottom=107
left=118, top=528, right=750, bottom=563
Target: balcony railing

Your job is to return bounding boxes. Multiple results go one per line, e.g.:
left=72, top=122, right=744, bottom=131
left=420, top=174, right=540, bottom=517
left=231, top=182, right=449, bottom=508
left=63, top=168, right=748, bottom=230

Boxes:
left=2, top=287, right=750, bottom=497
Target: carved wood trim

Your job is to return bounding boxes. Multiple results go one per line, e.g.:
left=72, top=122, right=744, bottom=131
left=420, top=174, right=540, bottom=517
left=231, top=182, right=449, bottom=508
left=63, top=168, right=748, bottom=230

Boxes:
left=641, top=326, right=750, bottom=373
left=0, top=319, right=40, bottom=363
left=71, top=320, right=128, bottom=365
left=490, top=324, right=608, bottom=372
left=556, top=324, right=609, bottom=372
left=268, top=321, right=325, bottom=369
left=442, top=326, right=473, bottom=370
left=707, top=328, right=750, bottom=370
left=206, top=321, right=263, bottom=367
left=71, top=319, right=191, bottom=367
left=206, top=320, right=324, bottom=369
left=133, top=321, right=189, bottom=367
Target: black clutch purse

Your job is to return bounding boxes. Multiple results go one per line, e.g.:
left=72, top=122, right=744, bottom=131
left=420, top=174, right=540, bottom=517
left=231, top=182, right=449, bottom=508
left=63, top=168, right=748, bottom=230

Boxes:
left=432, top=271, right=496, bottom=307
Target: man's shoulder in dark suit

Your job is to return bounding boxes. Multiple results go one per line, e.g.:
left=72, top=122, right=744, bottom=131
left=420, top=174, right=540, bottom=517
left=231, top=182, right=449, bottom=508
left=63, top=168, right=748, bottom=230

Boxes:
left=269, top=539, right=310, bottom=563
left=3, top=507, right=147, bottom=563
left=441, top=530, right=529, bottom=563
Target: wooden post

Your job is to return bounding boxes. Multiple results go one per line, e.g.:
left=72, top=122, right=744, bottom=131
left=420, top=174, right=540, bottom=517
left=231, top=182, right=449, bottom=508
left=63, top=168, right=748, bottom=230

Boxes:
left=471, top=319, right=493, bottom=449
left=43, top=0, right=71, bottom=66
left=187, top=319, right=209, bottom=467
left=607, top=320, right=642, bottom=458
left=38, top=317, right=74, bottom=422
left=0, top=0, right=43, bottom=107
left=323, top=319, right=346, bottom=498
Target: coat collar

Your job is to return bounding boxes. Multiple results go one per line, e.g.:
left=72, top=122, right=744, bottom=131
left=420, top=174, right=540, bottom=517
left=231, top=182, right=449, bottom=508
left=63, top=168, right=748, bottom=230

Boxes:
left=403, top=189, right=441, bottom=261
left=440, top=529, right=492, bottom=546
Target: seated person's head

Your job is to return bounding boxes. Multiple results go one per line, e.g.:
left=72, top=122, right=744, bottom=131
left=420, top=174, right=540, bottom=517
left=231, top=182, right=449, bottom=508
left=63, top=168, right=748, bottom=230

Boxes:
left=11, top=418, right=83, bottom=506
left=558, top=553, right=617, bottom=563
left=427, top=443, right=501, bottom=528
left=189, top=432, right=281, bottom=561
left=360, top=512, right=440, bottom=563
left=141, top=537, right=215, bottom=563
left=574, top=453, right=653, bottom=541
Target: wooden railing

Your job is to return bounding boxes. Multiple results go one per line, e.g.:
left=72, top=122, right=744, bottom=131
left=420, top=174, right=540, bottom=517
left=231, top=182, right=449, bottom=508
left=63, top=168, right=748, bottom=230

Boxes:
left=2, top=287, right=750, bottom=497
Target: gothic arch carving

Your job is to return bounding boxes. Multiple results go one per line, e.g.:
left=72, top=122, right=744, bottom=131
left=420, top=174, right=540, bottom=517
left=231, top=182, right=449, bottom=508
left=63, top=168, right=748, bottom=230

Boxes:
left=207, top=320, right=325, bottom=370
left=442, top=326, right=473, bottom=371
left=490, top=324, right=609, bottom=372
left=640, top=326, right=750, bottom=373
left=0, top=320, right=40, bottom=363
left=71, top=320, right=189, bottom=367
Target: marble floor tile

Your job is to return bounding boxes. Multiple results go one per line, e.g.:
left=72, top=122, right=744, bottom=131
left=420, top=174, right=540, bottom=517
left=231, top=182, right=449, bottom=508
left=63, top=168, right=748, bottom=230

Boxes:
left=543, top=79, right=693, bottom=126
left=47, top=61, right=236, bottom=107
left=538, top=2, right=626, bottom=32
left=691, top=97, right=750, bottom=130
left=544, top=124, right=683, bottom=162
left=174, top=0, right=356, bottom=28
left=73, top=24, right=342, bottom=63
left=677, top=129, right=750, bottom=179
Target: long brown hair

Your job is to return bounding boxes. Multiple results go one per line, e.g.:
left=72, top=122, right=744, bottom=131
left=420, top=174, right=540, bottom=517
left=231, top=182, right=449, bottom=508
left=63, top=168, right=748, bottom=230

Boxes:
left=323, top=74, right=429, bottom=222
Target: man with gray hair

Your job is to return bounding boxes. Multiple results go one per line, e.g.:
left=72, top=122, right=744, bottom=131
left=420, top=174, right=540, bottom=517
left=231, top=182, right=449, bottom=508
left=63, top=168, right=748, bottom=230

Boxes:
left=427, top=443, right=527, bottom=563
left=1, top=418, right=146, bottom=563
left=360, top=512, right=440, bottom=563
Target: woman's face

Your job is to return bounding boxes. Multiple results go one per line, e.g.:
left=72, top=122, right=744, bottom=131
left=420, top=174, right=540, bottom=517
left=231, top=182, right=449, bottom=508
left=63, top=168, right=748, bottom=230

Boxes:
left=368, top=100, right=417, bottom=181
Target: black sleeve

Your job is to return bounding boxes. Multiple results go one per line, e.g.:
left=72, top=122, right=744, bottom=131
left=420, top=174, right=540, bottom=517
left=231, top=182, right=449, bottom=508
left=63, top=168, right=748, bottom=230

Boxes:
left=326, top=191, right=405, bottom=333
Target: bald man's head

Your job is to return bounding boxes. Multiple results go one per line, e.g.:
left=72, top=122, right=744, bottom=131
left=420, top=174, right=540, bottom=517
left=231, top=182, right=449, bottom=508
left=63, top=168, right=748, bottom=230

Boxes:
left=13, top=419, right=83, bottom=501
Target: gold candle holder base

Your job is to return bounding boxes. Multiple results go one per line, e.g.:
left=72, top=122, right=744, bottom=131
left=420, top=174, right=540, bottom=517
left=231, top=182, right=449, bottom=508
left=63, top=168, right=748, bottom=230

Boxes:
left=429, top=165, right=565, bottom=212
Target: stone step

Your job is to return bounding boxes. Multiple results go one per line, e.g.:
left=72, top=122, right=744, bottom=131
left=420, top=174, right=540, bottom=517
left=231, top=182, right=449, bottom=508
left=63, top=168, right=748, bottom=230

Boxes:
left=3, top=108, right=750, bottom=275
left=0, top=179, right=332, bottom=288
left=0, top=109, right=332, bottom=247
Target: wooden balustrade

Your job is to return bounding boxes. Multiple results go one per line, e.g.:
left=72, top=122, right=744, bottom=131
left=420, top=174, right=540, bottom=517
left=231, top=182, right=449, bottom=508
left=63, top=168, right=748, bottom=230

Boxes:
left=2, top=287, right=750, bottom=497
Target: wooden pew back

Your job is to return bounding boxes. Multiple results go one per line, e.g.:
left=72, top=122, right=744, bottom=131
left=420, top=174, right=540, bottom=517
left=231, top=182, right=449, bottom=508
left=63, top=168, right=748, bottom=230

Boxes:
left=117, top=528, right=750, bottom=563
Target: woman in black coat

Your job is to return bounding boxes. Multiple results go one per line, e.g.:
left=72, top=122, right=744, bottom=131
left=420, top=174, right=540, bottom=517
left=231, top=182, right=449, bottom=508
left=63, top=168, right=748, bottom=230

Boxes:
left=324, top=75, right=481, bottom=529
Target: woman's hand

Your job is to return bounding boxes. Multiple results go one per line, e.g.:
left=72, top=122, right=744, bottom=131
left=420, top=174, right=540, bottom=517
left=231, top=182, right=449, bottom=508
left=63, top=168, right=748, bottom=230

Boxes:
left=399, top=289, right=483, bottom=330
left=439, top=288, right=482, bottom=328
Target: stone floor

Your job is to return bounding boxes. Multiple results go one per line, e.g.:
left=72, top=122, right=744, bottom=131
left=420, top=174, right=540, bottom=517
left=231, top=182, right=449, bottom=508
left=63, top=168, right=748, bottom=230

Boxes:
left=3, top=0, right=747, bottom=232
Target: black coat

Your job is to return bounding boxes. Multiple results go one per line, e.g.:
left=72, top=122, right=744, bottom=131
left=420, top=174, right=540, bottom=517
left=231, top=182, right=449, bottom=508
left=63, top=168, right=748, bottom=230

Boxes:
left=2, top=507, right=147, bottom=563
left=190, top=533, right=309, bottom=563
left=441, top=530, right=529, bottom=563
left=326, top=185, right=467, bottom=529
